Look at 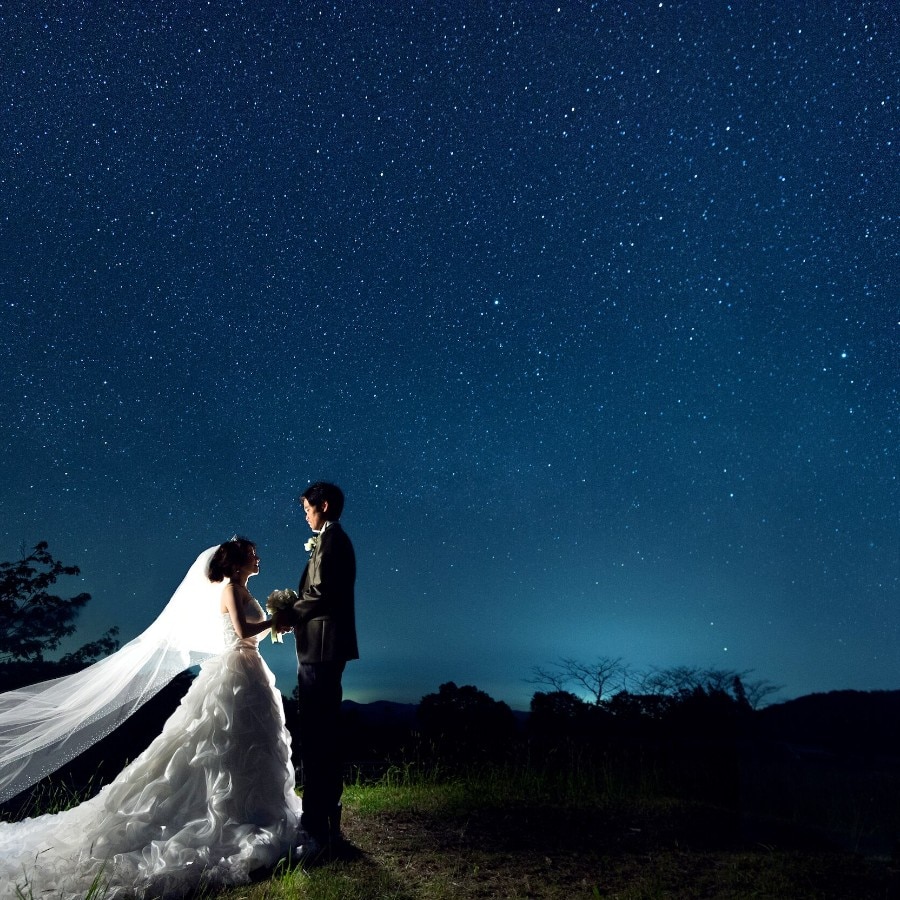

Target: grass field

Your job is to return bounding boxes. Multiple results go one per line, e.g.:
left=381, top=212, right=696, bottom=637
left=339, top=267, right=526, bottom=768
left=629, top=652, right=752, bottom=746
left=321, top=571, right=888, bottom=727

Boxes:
left=208, top=761, right=897, bottom=900
left=10, top=758, right=900, bottom=899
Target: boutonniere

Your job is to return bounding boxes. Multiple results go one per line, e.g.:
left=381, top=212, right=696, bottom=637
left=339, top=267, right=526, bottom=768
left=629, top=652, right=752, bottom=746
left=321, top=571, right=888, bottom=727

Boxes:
left=304, top=535, right=318, bottom=554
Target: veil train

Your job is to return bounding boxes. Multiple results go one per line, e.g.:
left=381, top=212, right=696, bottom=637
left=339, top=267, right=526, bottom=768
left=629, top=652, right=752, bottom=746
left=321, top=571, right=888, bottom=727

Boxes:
left=0, top=546, right=224, bottom=803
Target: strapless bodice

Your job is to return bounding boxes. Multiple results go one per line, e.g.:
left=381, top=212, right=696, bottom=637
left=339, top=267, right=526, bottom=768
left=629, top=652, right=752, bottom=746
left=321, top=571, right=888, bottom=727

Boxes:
left=221, top=598, right=266, bottom=650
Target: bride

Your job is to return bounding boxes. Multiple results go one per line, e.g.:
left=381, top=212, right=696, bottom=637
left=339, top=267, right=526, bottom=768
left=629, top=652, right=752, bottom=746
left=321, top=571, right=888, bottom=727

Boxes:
left=0, top=537, right=302, bottom=899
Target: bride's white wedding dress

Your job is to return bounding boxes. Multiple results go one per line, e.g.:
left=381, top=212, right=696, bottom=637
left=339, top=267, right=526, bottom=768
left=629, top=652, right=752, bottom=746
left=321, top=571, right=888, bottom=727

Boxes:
left=0, top=603, right=301, bottom=899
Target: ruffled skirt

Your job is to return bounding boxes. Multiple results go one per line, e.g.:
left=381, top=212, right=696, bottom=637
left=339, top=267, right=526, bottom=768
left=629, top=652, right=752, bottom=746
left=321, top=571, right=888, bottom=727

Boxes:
left=0, top=646, right=301, bottom=899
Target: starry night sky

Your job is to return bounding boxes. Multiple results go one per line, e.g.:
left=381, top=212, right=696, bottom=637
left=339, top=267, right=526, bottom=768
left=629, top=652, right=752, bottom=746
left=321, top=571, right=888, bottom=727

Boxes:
left=1, top=1, right=896, bottom=710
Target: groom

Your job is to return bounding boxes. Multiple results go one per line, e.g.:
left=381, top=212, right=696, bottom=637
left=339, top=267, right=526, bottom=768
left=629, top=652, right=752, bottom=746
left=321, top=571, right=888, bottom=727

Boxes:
left=275, top=481, right=358, bottom=860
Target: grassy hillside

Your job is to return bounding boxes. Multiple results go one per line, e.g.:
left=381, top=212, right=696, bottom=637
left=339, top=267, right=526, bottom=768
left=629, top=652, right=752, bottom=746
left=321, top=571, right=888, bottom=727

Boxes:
left=192, top=765, right=898, bottom=899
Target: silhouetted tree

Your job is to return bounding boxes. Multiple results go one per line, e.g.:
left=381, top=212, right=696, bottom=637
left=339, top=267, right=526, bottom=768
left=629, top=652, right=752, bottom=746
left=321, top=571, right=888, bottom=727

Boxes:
left=528, top=656, right=629, bottom=705
left=663, top=684, right=749, bottom=738
left=640, top=665, right=779, bottom=710
left=0, top=542, right=119, bottom=688
left=530, top=689, right=588, bottom=721
left=417, top=682, right=517, bottom=764
left=740, top=675, right=782, bottom=710
left=530, top=658, right=780, bottom=722
left=605, top=690, right=673, bottom=723
left=529, top=690, right=603, bottom=741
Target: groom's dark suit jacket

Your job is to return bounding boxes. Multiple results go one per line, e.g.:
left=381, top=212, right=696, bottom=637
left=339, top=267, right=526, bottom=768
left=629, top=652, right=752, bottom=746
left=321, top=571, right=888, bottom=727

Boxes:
left=291, top=521, right=359, bottom=664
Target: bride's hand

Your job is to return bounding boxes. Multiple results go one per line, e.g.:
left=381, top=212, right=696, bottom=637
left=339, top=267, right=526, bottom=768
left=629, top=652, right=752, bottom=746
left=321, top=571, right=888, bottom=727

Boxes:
left=272, top=610, right=293, bottom=633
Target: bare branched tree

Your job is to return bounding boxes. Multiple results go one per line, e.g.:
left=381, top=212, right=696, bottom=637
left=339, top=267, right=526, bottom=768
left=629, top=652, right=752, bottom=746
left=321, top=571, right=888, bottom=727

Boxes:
left=531, top=656, right=782, bottom=709
left=639, top=665, right=703, bottom=697
left=741, top=677, right=782, bottom=709
left=639, top=665, right=781, bottom=708
left=527, top=663, right=571, bottom=694
left=528, top=656, right=628, bottom=705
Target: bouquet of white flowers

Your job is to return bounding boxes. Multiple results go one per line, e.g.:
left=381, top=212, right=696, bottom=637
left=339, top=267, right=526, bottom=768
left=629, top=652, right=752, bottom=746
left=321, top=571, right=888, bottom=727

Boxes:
left=266, top=589, right=298, bottom=644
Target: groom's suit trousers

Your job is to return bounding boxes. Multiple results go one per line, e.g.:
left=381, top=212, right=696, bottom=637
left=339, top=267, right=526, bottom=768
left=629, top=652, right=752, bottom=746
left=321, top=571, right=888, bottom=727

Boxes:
left=296, top=660, right=346, bottom=840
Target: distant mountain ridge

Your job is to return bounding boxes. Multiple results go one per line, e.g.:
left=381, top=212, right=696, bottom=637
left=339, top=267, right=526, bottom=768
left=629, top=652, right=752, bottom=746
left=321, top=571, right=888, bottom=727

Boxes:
left=342, top=698, right=531, bottom=727
left=342, top=698, right=418, bottom=726
left=342, top=689, right=900, bottom=757
left=756, top=689, right=900, bottom=756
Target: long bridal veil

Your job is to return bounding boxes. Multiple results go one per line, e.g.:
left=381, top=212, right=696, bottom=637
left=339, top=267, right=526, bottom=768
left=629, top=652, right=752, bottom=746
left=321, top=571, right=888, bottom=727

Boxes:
left=0, top=545, right=225, bottom=803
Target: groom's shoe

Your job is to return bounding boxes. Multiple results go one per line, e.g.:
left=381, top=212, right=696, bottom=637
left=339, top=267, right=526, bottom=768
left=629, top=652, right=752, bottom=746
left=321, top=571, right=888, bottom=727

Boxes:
left=326, top=803, right=363, bottom=860
left=293, top=833, right=326, bottom=869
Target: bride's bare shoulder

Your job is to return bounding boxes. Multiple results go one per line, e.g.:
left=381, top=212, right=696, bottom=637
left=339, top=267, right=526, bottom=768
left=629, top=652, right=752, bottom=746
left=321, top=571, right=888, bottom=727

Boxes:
left=220, top=582, right=248, bottom=612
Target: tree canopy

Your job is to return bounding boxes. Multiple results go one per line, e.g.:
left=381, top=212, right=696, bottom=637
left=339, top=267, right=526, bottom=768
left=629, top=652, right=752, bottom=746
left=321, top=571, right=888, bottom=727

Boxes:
left=530, top=656, right=781, bottom=710
left=417, top=681, right=518, bottom=764
left=0, top=542, right=118, bottom=681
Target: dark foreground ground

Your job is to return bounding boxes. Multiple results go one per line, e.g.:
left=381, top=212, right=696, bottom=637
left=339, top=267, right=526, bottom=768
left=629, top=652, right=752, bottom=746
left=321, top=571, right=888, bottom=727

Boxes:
left=320, top=785, right=900, bottom=900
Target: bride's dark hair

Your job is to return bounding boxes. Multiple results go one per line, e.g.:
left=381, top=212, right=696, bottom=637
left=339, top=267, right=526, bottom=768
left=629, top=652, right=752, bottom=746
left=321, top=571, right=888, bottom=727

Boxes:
left=208, top=537, right=256, bottom=583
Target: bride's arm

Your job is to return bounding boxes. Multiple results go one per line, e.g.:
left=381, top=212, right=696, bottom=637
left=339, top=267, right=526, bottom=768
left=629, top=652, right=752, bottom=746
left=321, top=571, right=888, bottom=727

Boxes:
left=221, top=584, right=273, bottom=639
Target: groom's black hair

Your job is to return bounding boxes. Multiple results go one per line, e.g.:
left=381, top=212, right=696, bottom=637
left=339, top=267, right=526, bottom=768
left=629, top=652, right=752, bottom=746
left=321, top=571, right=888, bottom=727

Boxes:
left=301, top=481, right=345, bottom=519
